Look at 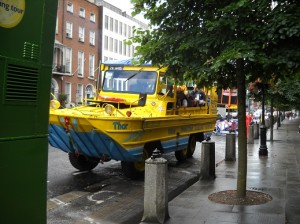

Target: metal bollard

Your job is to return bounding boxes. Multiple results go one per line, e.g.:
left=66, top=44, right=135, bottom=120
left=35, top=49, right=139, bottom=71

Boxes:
left=225, top=133, right=236, bottom=161
left=254, top=123, right=259, bottom=139
left=265, top=119, right=270, bottom=128
left=247, top=125, right=254, bottom=144
left=141, top=149, right=169, bottom=224
left=199, top=142, right=216, bottom=180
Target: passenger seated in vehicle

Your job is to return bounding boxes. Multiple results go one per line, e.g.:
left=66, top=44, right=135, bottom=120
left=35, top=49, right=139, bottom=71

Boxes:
left=177, top=87, right=188, bottom=108
left=191, top=85, right=206, bottom=106
left=166, top=85, right=174, bottom=97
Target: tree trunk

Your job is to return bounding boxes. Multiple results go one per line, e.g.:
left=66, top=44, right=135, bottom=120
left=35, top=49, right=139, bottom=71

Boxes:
left=236, top=58, right=247, bottom=198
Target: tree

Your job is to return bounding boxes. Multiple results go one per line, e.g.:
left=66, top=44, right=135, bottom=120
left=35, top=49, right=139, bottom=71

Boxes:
left=130, top=0, right=300, bottom=198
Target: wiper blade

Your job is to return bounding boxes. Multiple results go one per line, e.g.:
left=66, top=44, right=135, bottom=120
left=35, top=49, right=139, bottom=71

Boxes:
left=125, top=68, right=144, bottom=82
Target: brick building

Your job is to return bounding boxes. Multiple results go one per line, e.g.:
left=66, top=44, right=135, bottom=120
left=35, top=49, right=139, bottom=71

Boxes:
left=51, top=0, right=147, bottom=106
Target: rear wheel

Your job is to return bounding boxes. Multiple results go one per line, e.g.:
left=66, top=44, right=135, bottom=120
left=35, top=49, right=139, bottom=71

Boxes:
left=175, top=147, right=188, bottom=161
left=68, top=153, right=99, bottom=171
left=187, top=135, right=197, bottom=157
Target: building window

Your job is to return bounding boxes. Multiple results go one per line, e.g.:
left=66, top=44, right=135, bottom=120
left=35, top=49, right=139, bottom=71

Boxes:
left=66, top=22, right=73, bottom=38
left=55, top=17, right=58, bottom=34
left=119, top=40, right=122, bottom=54
left=105, top=15, right=108, bottom=30
left=89, top=54, right=95, bottom=78
left=67, top=2, right=73, bottom=13
left=109, top=17, right=113, bottom=31
left=126, top=45, right=130, bottom=57
left=114, top=39, right=118, bottom=53
left=86, top=84, right=94, bottom=99
left=79, top=8, right=85, bottom=18
left=104, top=56, right=108, bottom=61
left=90, top=12, right=95, bottom=22
left=77, top=84, right=83, bottom=104
left=123, top=42, right=126, bottom=56
left=114, top=19, right=118, bottom=33
left=79, top=26, right=85, bottom=42
left=119, top=22, right=122, bottom=35
left=132, top=45, right=135, bottom=57
left=65, top=47, right=72, bottom=73
left=109, top=37, right=113, bottom=52
left=124, top=24, right=127, bottom=37
left=128, top=26, right=132, bottom=38
left=64, top=83, right=71, bottom=103
left=89, top=31, right=95, bottom=46
left=104, top=35, right=108, bottom=50
left=78, top=51, right=84, bottom=77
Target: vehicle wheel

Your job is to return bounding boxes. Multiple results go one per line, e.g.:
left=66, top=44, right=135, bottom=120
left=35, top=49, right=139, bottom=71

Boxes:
left=187, top=135, right=196, bottom=158
left=121, top=161, right=145, bottom=179
left=68, top=153, right=98, bottom=171
left=175, top=147, right=188, bottom=162
left=121, top=148, right=151, bottom=179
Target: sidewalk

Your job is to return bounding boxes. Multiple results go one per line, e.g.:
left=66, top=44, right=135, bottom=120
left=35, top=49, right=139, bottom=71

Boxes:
left=164, top=118, right=300, bottom=224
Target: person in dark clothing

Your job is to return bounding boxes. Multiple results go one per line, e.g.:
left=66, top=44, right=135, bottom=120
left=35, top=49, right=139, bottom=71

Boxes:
left=191, top=85, right=206, bottom=106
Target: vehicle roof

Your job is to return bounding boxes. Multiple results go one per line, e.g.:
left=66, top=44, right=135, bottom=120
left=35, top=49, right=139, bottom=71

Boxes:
left=103, top=58, right=152, bottom=67
left=102, top=58, right=167, bottom=72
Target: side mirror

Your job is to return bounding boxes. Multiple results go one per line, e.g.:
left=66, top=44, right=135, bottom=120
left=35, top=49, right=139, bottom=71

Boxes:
left=138, top=92, right=147, bottom=106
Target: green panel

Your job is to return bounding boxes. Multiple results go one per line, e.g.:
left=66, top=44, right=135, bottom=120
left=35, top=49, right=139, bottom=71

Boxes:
left=0, top=137, right=48, bottom=223
left=0, top=1, right=44, bottom=60
left=0, top=1, right=58, bottom=138
left=0, top=0, right=58, bottom=224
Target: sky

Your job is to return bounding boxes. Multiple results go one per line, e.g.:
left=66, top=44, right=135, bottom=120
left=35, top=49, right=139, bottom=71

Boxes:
left=107, top=0, right=133, bottom=13
left=106, top=0, right=147, bottom=23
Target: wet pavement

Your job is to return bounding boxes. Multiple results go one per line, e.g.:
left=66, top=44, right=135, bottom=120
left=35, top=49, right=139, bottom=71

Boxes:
left=163, top=118, right=300, bottom=224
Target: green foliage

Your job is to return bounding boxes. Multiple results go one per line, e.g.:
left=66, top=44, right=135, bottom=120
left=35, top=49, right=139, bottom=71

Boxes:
left=130, top=0, right=300, bottom=87
left=130, top=0, right=300, bottom=199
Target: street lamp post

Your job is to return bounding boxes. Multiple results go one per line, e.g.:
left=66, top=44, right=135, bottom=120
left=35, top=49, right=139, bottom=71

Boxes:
left=258, top=84, right=268, bottom=156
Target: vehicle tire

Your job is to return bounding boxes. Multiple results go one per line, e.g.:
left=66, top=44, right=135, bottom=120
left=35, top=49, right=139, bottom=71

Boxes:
left=121, top=147, right=151, bottom=180
left=121, top=161, right=145, bottom=180
left=187, top=135, right=196, bottom=158
left=175, top=147, right=188, bottom=162
left=68, top=153, right=98, bottom=171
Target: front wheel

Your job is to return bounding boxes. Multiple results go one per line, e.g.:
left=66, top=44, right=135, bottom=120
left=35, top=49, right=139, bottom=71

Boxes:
left=121, top=147, right=151, bottom=179
left=187, top=135, right=197, bottom=157
left=121, top=161, right=145, bottom=180
left=68, top=153, right=99, bottom=171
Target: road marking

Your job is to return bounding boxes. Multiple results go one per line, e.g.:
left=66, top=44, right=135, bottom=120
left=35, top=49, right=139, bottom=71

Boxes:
left=47, top=191, right=89, bottom=211
left=73, top=171, right=89, bottom=176
left=87, top=190, right=122, bottom=204
left=83, top=217, right=101, bottom=224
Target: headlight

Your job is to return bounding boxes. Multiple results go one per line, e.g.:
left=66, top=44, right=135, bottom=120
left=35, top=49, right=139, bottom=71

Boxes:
left=50, top=100, right=60, bottom=109
left=104, top=104, right=115, bottom=115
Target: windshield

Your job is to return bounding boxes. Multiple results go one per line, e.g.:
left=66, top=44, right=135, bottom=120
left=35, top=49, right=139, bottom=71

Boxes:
left=102, top=70, right=157, bottom=94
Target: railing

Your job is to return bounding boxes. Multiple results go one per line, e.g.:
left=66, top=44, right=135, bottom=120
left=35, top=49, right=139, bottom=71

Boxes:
left=53, top=64, right=65, bottom=73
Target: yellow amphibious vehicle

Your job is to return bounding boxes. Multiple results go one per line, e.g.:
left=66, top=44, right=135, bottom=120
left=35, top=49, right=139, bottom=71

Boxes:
left=49, top=59, right=218, bottom=179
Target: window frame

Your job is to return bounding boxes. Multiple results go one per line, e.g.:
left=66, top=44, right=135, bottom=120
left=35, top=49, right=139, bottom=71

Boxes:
left=90, top=12, right=96, bottom=22
left=78, top=51, right=84, bottom=77
left=67, top=2, right=73, bottom=13
left=79, top=7, right=86, bottom=18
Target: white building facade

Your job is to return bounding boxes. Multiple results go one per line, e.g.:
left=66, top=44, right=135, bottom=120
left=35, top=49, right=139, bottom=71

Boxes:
left=96, top=0, right=148, bottom=62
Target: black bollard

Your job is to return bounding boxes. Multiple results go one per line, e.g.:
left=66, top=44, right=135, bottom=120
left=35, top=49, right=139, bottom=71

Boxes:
left=259, top=125, right=268, bottom=156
